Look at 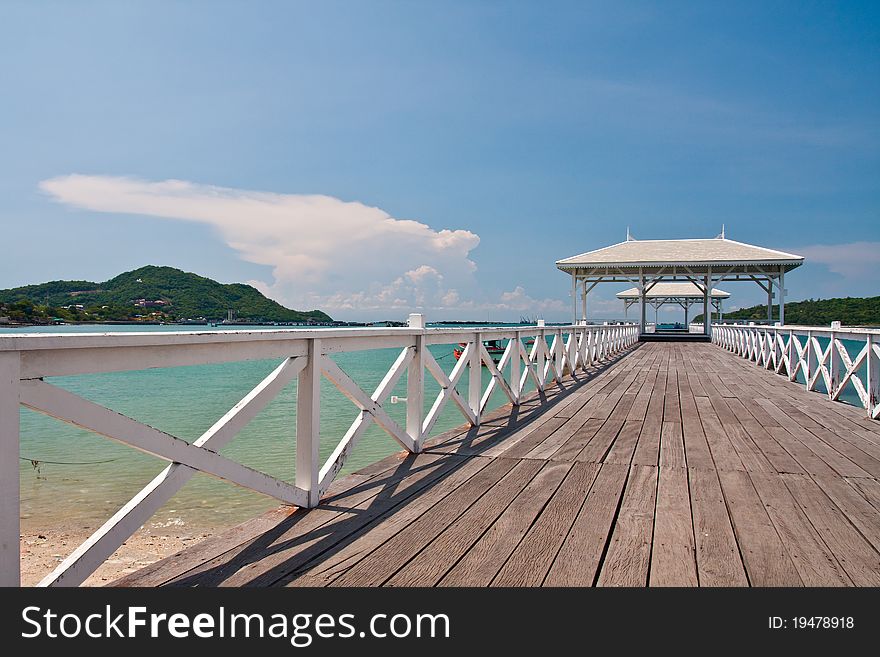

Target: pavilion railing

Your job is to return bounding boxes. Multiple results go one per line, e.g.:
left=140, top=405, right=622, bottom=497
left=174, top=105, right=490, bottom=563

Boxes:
left=712, top=323, right=880, bottom=420
left=0, top=317, right=639, bottom=586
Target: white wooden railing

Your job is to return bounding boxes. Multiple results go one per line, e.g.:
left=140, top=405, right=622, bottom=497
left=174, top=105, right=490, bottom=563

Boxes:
left=712, top=323, right=880, bottom=420
left=0, top=317, right=639, bottom=586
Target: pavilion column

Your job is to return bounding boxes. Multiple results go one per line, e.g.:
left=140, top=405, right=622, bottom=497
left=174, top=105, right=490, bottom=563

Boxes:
left=581, top=279, right=588, bottom=324
left=639, top=271, right=646, bottom=334
left=767, top=279, right=773, bottom=322
left=778, top=270, right=785, bottom=326
left=703, top=274, right=711, bottom=336
left=571, top=275, right=577, bottom=325
left=684, top=300, right=689, bottom=326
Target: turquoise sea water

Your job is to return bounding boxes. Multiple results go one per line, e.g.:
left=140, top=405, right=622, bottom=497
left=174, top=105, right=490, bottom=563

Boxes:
left=3, top=324, right=528, bottom=534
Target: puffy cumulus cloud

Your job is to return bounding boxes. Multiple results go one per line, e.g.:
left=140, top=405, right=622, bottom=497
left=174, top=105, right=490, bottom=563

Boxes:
left=313, top=265, right=451, bottom=311
left=495, top=286, right=568, bottom=313
left=39, top=174, right=481, bottom=312
left=446, top=286, right=568, bottom=314
left=39, top=174, right=572, bottom=318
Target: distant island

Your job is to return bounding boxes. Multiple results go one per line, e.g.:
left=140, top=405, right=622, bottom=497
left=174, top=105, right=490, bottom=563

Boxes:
left=0, top=265, right=334, bottom=325
left=694, top=296, right=880, bottom=327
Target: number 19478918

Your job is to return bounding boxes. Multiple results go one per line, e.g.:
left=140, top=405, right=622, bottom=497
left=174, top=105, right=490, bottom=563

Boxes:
left=769, top=617, right=854, bottom=630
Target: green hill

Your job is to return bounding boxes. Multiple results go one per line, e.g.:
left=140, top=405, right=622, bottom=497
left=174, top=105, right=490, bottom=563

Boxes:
left=694, top=296, right=880, bottom=327
left=0, top=266, right=332, bottom=324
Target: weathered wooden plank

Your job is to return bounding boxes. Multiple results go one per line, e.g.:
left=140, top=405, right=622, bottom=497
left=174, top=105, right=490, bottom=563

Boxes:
left=804, top=410, right=880, bottom=458
left=659, top=421, right=686, bottom=468
left=810, top=475, right=880, bottom=553
left=118, top=451, right=436, bottom=586
left=846, top=477, right=880, bottom=513
left=631, top=368, right=666, bottom=466
left=284, top=456, right=497, bottom=587
left=709, top=373, right=735, bottom=399
left=726, top=398, right=805, bottom=474
left=722, top=422, right=775, bottom=473
left=386, top=459, right=544, bottom=586
left=688, top=468, right=748, bottom=586
left=765, top=426, right=839, bottom=478
left=694, top=396, right=744, bottom=471
left=709, top=396, right=774, bottom=473
left=663, top=370, right=681, bottom=423
left=524, top=413, right=588, bottom=460
left=543, top=463, right=630, bottom=586
left=625, top=369, right=656, bottom=422
left=592, top=376, right=639, bottom=420
left=550, top=417, right=605, bottom=463
left=576, top=419, right=625, bottom=463
left=114, top=505, right=297, bottom=587
left=678, top=374, right=714, bottom=470
left=330, top=457, right=519, bottom=586
left=717, top=470, right=802, bottom=586
left=498, top=415, right=569, bottom=459
left=748, top=472, right=851, bottom=586
left=650, top=467, right=698, bottom=587
left=758, top=400, right=872, bottom=478
left=804, top=425, right=880, bottom=479
left=792, top=396, right=880, bottom=440
left=439, top=461, right=572, bottom=587
left=492, top=462, right=601, bottom=586
left=781, top=473, right=880, bottom=586
left=185, top=453, right=477, bottom=587
left=597, top=465, right=658, bottom=587
left=603, top=419, right=643, bottom=465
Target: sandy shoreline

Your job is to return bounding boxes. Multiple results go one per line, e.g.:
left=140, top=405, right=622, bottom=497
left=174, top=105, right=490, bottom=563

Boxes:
left=20, top=524, right=215, bottom=587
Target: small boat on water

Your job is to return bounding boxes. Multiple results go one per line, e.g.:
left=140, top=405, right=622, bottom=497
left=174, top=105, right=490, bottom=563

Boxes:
left=453, top=337, right=541, bottom=365
left=453, top=339, right=508, bottom=364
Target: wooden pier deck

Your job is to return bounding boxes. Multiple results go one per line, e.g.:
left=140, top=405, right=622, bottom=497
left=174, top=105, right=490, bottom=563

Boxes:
left=117, top=342, right=880, bottom=587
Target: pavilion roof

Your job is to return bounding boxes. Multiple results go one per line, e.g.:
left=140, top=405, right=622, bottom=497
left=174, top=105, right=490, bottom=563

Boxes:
left=557, top=237, right=803, bottom=273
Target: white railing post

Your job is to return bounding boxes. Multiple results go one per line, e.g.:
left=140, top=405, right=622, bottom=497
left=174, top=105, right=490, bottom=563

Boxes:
left=554, top=328, right=563, bottom=379
left=469, top=331, right=482, bottom=424
left=785, top=331, right=797, bottom=381
left=805, top=330, right=813, bottom=390
left=586, top=328, right=595, bottom=365
left=868, top=334, right=879, bottom=419
left=829, top=330, right=840, bottom=399
left=768, top=329, right=779, bottom=372
left=296, top=338, right=321, bottom=508
left=406, top=314, right=425, bottom=450
left=510, top=331, right=521, bottom=403
left=536, top=321, right=546, bottom=390
left=0, top=352, right=21, bottom=586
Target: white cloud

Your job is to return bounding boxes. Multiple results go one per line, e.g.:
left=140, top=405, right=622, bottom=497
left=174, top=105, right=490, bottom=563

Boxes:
left=495, top=286, right=567, bottom=313
left=39, top=174, right=483, bottom=313
left=442, top=286, right=568, bottom=316
left=796, top=241, right=880, bottom=279
left=40, top=174, right=571, bottom=318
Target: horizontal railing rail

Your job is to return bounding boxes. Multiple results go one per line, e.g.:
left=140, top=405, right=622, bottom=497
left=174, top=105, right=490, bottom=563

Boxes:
left=0, top=317, right=640, bottom=586
left=712, top=323, right=880, bottom=420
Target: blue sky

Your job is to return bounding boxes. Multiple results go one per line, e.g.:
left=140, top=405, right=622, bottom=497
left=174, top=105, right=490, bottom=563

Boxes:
left=1, top=1, right=878, bottom=320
